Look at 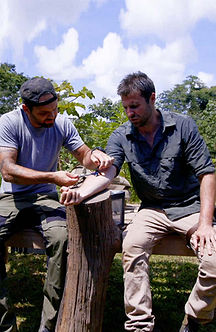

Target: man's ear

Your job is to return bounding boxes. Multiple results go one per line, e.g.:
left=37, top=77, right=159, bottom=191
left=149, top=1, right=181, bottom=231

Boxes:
left=150, top=92, right=156, bottom=104
left=22, top=104, right=30, bottom=114
left=150, top=92, right=156, bottom=103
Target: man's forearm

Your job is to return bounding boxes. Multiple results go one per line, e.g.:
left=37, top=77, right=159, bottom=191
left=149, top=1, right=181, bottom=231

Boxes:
left=60, top=165, right=117, bottom=205
left=199, top=172, right=216, bottom=226
left=2, top=162, right=54, bottom=185
left=78, top=166, right=116, bottom=199
left=1, top=162, right=79, bottom=187
left=191, top=172, right=216, bottom=256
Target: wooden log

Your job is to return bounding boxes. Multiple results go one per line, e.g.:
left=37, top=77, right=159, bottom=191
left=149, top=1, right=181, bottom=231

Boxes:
left=55, top=190, right=121, bottom=332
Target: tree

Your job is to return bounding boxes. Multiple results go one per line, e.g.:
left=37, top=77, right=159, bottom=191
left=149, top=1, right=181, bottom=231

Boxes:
left=54, top=80, right=96, bottom=171
left=156, top=75, right=216, bottom=153
left=54, top=80, right=95, bottom=118
left=156, top=75, right=216, bottom=117
left=196, top=100, right=216, bottom=152
left=86, top=98, right=127, bottom=147
left=0, top=63, right=27, bottom=114
left=88, top=97, right=124, bottom=121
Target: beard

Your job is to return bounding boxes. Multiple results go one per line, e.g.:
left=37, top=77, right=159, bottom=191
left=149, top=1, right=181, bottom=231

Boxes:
left=40, top=122, right=55, bottom=128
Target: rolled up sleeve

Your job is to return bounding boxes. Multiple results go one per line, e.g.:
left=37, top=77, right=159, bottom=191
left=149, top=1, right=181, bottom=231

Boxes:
left=106, top=130, right=125, bottom=175
left=183, top=117, right=215, bottom=176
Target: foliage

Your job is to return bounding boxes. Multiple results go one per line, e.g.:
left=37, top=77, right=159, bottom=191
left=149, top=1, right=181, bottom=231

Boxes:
left=156, top=75, right=207, bottom=115
left=196, top=100, right=216, bottom=151
left=86, top=99, right=127, bottom=147
left=7, top=252, right=216, bottom=331
left=156, top=75, right=216, bottom=153
left=54, top=80, right=95, bottom=118
left=0, top=63, right=27, bottom=114
left=88, top=97, right=123, bottom=121
left=54, top=80, right=95, bottom=171
left=58, top=96, right=128, bottom=172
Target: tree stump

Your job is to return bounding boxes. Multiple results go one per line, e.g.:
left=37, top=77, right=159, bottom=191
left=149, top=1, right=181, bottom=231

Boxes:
left=55, top=190, right=121, bottom=332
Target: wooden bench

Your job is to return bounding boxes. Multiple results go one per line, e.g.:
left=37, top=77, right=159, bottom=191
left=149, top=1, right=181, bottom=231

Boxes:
left=152, top=232, right=193, bottom=256
left=5, top=228, right=194, bottom=257
left=5, top=229, right=45, bottom=262
left=6, top=229, right=45, bottom=250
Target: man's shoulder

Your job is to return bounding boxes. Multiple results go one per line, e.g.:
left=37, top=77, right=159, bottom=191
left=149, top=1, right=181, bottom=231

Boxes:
left=160, top=110, right=194, bottom=128
left=113, top=121, right=131, bottom=134
left=0, top=109, right=20, bottom=118
left=161, top=109, right=189, bottom=119
left=55, top=113, right=74, bottom=128
left=0, top=109, right=22, bottom=126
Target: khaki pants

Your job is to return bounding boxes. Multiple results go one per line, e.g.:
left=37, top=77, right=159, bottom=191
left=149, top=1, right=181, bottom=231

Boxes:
left=122, top=208, right=216, bottom=331
left=0, top=193, right=68, bottom=332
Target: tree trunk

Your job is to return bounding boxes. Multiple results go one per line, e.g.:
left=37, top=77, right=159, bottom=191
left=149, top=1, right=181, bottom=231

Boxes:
left=55, top=190, right=121, bottom=332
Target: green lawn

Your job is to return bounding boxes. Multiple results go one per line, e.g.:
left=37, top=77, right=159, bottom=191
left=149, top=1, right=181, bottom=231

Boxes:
left=6, top=253, right=216, bottom=332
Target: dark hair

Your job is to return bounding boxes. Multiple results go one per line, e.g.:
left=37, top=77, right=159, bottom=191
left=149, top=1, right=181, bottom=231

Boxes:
left=117, top=71, right=155, bottom=103
left=23, top=102, right=34, bottom=112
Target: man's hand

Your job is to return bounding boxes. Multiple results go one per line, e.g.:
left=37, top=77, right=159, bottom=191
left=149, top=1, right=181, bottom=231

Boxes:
left=52, top=171, right=79, bottom=187
left=60, top=186, right=83, bottom=206
left=191, top=224, right=216, bottom=256
left=72, top=144, right=114, bottom=171
left=193, top=172, right=216, bottom=256
left=60, top=165, right=116, bottom=206
left=90, top=149, right=114, bottom=171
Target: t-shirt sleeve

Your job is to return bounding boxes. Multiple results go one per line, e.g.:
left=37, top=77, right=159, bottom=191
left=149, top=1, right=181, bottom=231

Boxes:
left=0, top=113, right=18, bottom=149
left=62, top=117, right=84, bottom=151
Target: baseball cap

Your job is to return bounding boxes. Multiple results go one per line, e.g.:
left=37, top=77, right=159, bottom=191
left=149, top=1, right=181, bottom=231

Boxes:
left=20, top=77, right=58, bottom=106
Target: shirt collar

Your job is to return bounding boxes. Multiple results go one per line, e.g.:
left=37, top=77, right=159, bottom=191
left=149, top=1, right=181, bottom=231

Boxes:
left=158, top=109, right=176, bottom=132
left=125, top=109, right=176, bottom=138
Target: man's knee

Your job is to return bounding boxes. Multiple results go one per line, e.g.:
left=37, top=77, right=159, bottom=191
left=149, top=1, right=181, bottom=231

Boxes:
left=46, top=226, right=68, bottom=248
left=199, top=251, right=216, bottom=279
left=122, top=228, right=153, bottom=256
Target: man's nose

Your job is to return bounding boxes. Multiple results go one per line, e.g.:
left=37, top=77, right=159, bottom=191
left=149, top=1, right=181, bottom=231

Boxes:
left=126, top=108, right=135, bottom=116
left=49, top=110, right=57, bottom=118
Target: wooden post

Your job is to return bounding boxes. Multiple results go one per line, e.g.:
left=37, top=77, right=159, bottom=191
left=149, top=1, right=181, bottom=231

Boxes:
left=55, top=190, right=121, bottom=332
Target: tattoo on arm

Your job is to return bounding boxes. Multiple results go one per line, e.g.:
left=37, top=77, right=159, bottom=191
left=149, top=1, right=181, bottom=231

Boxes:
left=0, top=146, right=18, bottom=171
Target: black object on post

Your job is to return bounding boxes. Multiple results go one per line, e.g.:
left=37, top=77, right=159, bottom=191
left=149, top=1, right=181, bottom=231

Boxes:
left=110, top=190, right=125, bottom=228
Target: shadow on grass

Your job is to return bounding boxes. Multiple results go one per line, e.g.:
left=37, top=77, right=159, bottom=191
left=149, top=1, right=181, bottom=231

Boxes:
left=5, top=253, right=216, bottom=332
left=103, top=255, right=216, bottom=332
left=6, top=253, right=46, bottom=331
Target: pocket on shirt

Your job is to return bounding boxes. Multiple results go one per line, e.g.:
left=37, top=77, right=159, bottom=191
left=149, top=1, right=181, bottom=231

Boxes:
left=159, top=156, right=183, bottom=184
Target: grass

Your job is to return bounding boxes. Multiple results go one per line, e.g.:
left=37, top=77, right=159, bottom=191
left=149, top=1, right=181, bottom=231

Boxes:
left=6, top=252, right=216, bottom=332
left=6, top=253, right=46, bottom=331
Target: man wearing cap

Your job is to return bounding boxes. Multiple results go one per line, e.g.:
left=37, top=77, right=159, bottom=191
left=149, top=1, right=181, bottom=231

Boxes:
left=0, top=77, right=114, bottom=332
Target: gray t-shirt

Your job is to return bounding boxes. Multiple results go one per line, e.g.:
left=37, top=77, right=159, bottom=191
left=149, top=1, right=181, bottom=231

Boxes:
left=0, top=108, right=84, bottom=194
